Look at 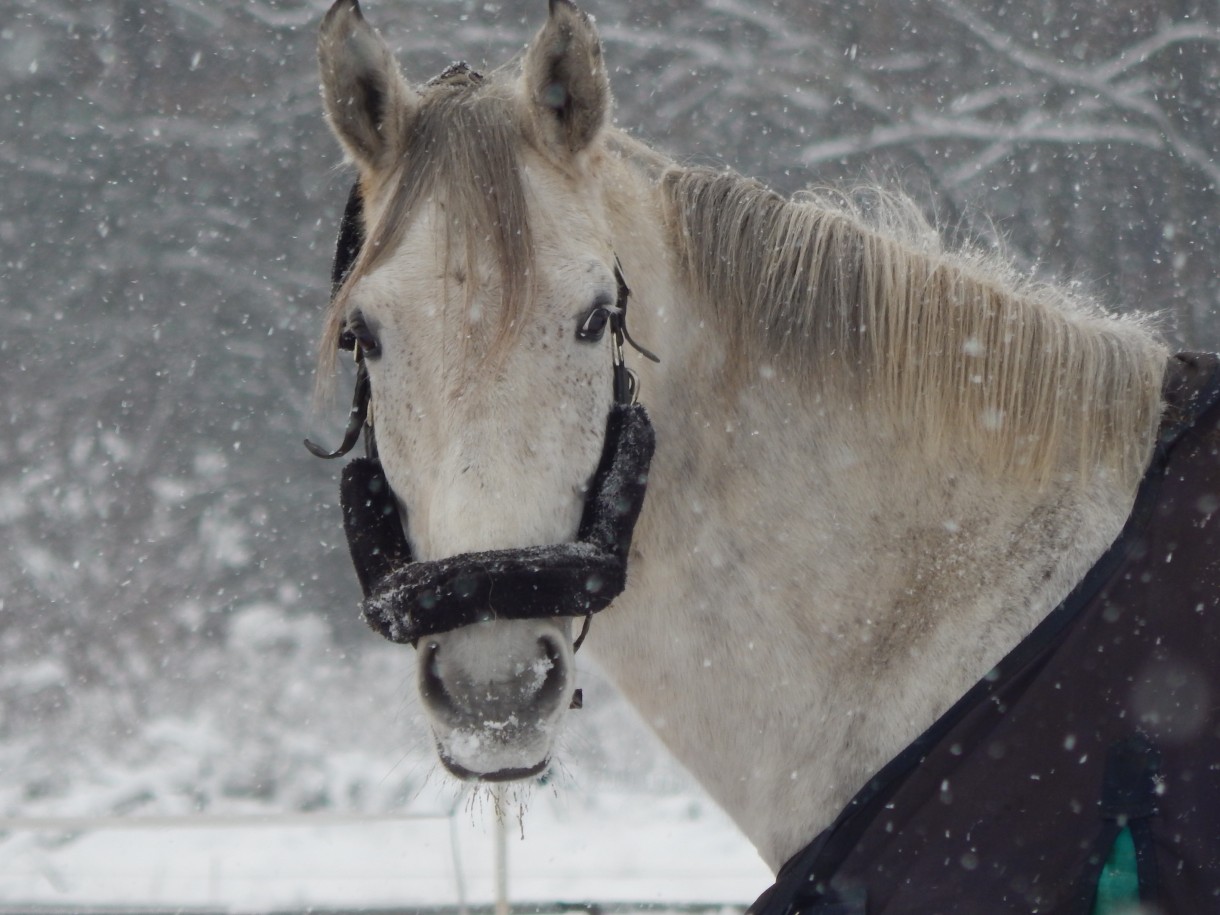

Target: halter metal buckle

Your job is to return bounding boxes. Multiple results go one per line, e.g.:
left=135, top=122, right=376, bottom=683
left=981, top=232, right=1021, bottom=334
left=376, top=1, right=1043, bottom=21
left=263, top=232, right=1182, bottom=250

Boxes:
left=610, top=317, right=639, bottom=405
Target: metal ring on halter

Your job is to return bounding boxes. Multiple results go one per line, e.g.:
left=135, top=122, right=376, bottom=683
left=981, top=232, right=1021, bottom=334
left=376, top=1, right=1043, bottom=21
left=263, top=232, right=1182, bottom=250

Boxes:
left=618, top=366, right=640, bottom=406
left=610, top=313, right=644, bottom=405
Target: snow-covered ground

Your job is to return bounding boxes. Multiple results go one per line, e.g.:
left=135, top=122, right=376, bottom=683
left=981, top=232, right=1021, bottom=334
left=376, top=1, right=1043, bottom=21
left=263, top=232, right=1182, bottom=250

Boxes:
left=0, top=787, right=770, bottom=912
left=0, top=607, right=772, bottom=913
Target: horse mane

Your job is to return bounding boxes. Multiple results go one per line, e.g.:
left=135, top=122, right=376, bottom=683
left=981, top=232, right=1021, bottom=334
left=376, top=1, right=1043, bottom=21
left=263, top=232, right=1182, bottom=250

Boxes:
left=660, top=166, right=1168, bottom=484
left=318, top=79, right=534, bottom=384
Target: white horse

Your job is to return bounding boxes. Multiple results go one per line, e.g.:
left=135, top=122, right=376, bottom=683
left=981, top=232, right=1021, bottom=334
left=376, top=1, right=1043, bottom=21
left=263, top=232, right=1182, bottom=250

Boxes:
left=314, top=0, right=1185, bottom=887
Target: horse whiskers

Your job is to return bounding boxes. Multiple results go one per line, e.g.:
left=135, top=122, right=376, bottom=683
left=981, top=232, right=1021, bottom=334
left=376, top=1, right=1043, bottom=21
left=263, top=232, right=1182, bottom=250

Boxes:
left=461, top=781, right=533, bottom=832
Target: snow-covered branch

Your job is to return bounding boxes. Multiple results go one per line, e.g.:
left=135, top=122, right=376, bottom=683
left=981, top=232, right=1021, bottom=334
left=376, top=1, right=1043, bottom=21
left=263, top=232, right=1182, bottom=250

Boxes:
left=795, top=1, right=1220, bottom=191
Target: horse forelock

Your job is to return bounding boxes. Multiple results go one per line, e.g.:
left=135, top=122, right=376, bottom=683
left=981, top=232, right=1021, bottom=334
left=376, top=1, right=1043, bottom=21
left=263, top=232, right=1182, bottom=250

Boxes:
left=661, top=166, right=1168, bottom=486
left=318, top=81, right=535, bottom=387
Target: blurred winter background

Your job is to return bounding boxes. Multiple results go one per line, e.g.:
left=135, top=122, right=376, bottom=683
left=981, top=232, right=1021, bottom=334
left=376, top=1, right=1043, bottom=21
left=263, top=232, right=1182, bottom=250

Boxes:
left=1, top=0, right=1217, bottom=908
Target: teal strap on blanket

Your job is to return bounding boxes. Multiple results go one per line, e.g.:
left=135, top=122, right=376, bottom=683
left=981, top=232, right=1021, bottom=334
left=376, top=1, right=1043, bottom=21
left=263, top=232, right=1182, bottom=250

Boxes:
left=1092, top=827, right=1139, bottom=915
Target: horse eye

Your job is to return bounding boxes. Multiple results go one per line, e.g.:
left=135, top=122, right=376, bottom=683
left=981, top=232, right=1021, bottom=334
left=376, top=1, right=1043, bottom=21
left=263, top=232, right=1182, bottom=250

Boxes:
left=348, top=311, right=381, bottom=358
left=576, top=306, right=611, bottom=343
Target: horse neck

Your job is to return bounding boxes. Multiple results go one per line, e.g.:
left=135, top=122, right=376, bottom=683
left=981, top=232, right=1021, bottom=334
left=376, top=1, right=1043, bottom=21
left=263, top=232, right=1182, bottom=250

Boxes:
left=596, top=157, right=1151, bottom=870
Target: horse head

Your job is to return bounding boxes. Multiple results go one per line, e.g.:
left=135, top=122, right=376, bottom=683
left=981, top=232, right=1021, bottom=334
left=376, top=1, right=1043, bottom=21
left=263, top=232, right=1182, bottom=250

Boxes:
left=316, top=0, right=639, bottom=782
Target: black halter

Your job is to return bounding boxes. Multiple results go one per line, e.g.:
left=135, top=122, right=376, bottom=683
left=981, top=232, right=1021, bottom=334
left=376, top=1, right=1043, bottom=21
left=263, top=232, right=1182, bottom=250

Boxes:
left=305, top=184, right=657, bottom=650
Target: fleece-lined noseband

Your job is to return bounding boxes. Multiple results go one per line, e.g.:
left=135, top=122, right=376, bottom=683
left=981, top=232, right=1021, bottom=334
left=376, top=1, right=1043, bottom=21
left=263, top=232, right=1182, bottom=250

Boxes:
left=306, top=183, right=657, bottom=651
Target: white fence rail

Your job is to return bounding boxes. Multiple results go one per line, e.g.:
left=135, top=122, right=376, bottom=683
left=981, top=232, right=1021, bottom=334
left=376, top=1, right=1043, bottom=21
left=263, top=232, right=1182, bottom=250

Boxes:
left=0, top=789, right=770, bottom=913
left=0, top=811, right=459, bottom=830
left=0, top=802, right=481, bottom=914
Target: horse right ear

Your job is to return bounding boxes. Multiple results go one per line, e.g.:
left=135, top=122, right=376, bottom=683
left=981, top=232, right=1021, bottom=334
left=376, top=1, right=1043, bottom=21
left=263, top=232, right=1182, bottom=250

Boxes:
left=318, top=0, right=417, bottom=171
left=521, top=0, right=610, bottom=157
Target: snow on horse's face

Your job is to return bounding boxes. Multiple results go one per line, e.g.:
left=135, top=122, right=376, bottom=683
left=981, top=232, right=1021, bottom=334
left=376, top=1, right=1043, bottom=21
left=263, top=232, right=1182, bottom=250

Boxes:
left=318, top=0, right=617, bottom=780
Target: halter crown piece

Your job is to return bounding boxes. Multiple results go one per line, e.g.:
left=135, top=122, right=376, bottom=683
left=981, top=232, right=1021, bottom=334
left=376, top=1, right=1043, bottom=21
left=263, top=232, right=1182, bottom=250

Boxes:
left=305, top=183, right=656, bottom=651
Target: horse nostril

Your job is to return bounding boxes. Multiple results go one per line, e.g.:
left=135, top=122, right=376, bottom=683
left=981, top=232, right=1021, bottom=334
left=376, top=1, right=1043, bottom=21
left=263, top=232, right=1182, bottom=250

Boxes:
left=420, top=641, right=454, bottom=712
left=535, top=635, right=570, bottom=707
left=538, top=635, right=561, bottom=663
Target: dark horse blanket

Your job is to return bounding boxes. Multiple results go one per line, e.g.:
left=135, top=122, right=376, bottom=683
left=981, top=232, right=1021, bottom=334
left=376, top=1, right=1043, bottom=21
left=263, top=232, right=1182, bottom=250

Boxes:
left=749, top=352, right=1220, bottom=915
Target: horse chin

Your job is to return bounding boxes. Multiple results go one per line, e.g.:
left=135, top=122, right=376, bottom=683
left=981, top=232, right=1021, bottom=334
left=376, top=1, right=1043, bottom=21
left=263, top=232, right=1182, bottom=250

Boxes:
left=437, top=747, right=551, bottom=783
left=433, top=727, right=555, bottom=783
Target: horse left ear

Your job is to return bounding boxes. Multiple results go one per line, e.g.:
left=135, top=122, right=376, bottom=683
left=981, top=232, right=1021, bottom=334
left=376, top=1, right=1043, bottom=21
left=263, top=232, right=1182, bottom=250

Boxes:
left=521, top=0, right=610, bottom=156
left=318, top=0, right=417, bottom=172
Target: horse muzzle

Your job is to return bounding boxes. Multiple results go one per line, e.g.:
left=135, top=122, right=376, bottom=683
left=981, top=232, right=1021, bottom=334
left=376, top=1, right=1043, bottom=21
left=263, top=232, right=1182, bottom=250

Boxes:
left=418, top=623, right=573, bottom=781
